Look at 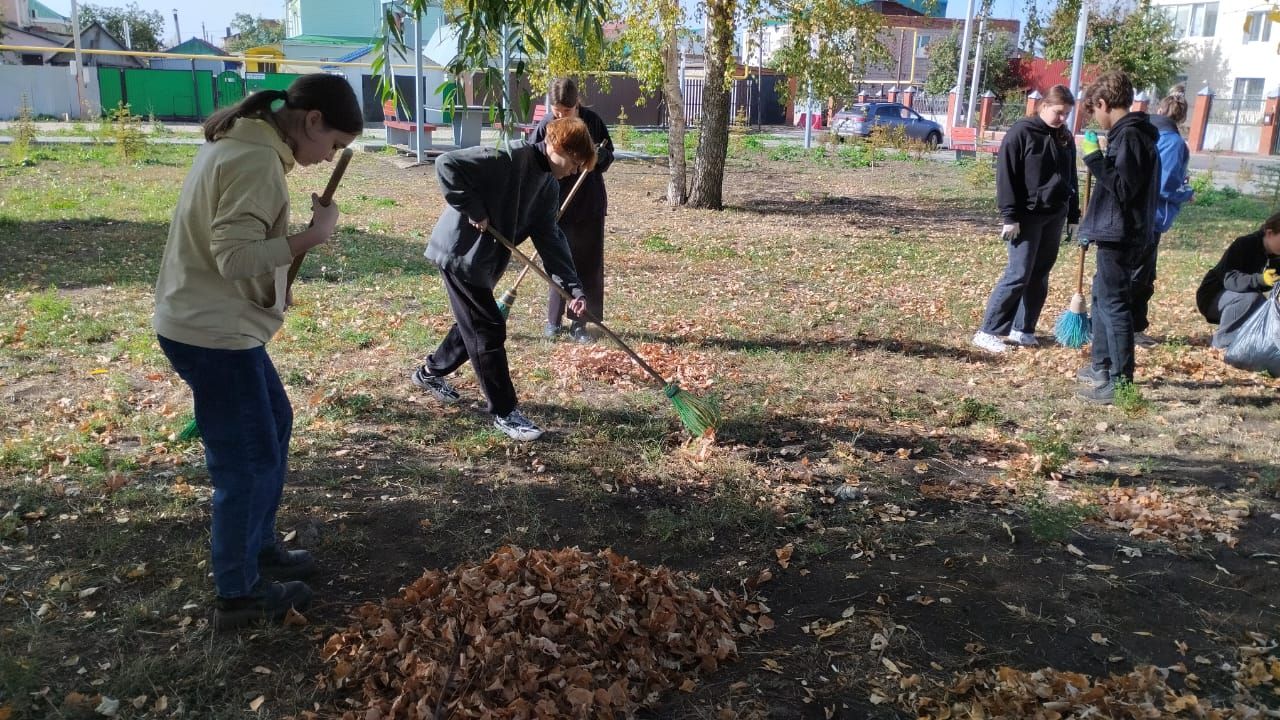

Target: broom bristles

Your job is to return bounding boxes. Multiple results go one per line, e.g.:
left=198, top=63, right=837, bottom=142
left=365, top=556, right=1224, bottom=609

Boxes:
left=178, top=417, right=200, bottom=441
left=663, top=384, right=720, bottom=436
left=1054, top=307, right=1091, bottom=349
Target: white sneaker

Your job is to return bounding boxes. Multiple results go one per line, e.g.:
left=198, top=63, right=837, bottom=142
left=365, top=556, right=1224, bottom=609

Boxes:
left=1008, top=330, right=1039, bottom=347
left=971, top=331, right=1008, bottom=354
left=493, top=408, right=544, bottom=441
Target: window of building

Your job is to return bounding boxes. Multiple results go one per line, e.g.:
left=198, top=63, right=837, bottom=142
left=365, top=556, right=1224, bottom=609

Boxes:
left=1233, top=77, right=1265, bottom=99
left=1244, top=11, right=1273, bottom=42
left=915, top=33, right=931, bottom=58
left=1167, top=3, right=1218, bottom=38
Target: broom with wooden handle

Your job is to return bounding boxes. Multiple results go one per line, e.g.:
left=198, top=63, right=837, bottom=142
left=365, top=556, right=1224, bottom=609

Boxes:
left=1054, top=169, right=1093, bottom=348
left=178, top=148, right=356, bottom=442
left=495, top=166, right=593, bottom=318
left=485, top=226, right=719, bottom=436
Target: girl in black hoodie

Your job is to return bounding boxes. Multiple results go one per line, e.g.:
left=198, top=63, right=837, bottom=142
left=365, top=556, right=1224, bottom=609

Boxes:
left=972, top=85, right=1080, bottom=354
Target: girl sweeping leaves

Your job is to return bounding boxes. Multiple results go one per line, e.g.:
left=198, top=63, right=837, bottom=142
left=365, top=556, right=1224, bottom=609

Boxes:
left=972, top=85, right=1080, bottom=354
left=153, top=74, right=362, bottom=630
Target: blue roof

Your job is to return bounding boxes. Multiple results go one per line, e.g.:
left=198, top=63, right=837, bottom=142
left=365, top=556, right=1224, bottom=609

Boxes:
left=333, top=45, right=372, bottom=62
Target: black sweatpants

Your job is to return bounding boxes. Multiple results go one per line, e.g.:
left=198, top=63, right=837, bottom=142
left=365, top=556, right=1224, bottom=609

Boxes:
left=1130, top=232, right=1160, bottom=333
left=1089, top=242, right=1142, bottom=383
left=425, top=270, right=517, bottom=416
left=547, top=215, right=605, bottom=326
left=978, top=210, right=1067, bottom=336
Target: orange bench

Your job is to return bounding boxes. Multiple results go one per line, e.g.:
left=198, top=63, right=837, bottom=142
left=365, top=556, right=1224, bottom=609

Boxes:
left=383, top=98, right=441, bottom=151
left=516, top=103, right=547, bottom=140
left=950, top=125, right=997, bottom=155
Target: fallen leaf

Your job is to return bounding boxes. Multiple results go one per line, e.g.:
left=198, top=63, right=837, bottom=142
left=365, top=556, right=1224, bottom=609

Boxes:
left=248, top=695, right=264, bottom=711
left=1091, top=633, right=1110, bottom=645
left=1066, top=544, right=1085, bottom=557
left=775, top=544, right=794, bottom=569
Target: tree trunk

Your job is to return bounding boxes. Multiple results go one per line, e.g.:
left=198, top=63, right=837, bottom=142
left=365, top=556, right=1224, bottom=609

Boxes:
left=662, top=25, right=686, bottom=206
left=688, top=0, right=735, bottom=210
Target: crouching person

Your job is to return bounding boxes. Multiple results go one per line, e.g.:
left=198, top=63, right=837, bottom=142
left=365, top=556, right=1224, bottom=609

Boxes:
left=1196, top=211, right=1280, bottom=348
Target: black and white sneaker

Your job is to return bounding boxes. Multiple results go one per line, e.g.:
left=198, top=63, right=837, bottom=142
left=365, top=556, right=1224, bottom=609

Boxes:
left=493, top=408, right=544, bottom=441
left=411, top=366, right=460, bottom=404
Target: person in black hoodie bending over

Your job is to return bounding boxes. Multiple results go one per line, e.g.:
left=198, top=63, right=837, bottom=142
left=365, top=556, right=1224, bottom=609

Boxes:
left=1074, top=71, right=1160, bottom=404
left=532, top=77, right=615, bottom=343
left=972, top=85, right=1080, bottom=354
left=1196, top=211, right=1280, bottom=349
left=410, top=118, right=596, bottom=441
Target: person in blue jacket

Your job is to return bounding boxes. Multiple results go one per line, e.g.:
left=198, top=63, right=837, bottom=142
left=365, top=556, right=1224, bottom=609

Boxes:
left=1132, top=88, right=1194, bottom=348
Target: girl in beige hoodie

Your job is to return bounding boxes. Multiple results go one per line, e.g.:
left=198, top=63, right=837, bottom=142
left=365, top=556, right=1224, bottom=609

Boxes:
left=153, top=74, right=361, bottom=630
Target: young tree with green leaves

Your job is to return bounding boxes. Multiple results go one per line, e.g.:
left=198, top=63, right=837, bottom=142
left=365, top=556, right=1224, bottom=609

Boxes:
left=924, top=26, right=1020, bottom=97
left=78, top=2, right=164, bottom=51
left=1043, top=0, right=1182, bottom=93
left=371, top=0, right=608, bottom=126
left=770, top=0, right=890, bottom=112
left=225, top=14, right=284, bottom=53
left=615, top=0, right=688, bottom=205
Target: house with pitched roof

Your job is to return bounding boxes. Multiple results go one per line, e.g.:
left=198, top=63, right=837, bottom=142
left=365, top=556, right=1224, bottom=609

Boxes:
left=151, top=37, right=237, bottom=72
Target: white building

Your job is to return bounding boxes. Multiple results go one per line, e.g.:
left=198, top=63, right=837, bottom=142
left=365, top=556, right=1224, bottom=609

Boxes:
left=1151, top=0, right=1280, bottom=98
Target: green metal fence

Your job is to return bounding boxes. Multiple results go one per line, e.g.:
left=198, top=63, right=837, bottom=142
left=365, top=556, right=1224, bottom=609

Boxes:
left=97, top=68, right=300, bottom=120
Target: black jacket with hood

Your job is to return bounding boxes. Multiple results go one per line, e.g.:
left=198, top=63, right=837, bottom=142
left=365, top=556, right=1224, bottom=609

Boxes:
left=1077, top=111, right=1160, bottom=246
left=531, top=106, right=614, bottom=225
left=995, top=116, right=1081, bottom=225
left=1195, top=230, right=1277, bottom=323
left=425, top=141, right=583, bottom=295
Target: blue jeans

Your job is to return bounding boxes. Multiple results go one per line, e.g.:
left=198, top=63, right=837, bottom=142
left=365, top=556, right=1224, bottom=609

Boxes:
left=979, top=210, right=1067, bottom=336
left=158, top=336, right=292, bottom=598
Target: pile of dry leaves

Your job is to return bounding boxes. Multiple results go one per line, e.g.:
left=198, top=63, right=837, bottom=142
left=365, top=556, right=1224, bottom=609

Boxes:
left=552, top=343, right=718, bottom=391
left=899, top=638, right=1280, bottom=720
left=1095, top=485, right=1247, bottom=547
left=320, top=546, right=771, bottom=719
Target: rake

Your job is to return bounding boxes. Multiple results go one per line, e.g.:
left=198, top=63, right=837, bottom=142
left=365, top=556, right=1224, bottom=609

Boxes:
left=495, top=155, right=595, bottom=318
left=485, top=226, right=720, bottom=436
left=179, top=148, right=355, bottom=442
left=1054, top=170, right=1093, bottom=348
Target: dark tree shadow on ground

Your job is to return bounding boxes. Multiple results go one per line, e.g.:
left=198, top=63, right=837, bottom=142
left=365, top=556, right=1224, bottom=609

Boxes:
left=0, top=218, right=434, bottom=290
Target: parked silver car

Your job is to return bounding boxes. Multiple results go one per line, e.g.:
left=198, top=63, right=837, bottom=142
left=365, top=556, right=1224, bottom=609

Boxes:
left=832, top=102, right=944, bottom=148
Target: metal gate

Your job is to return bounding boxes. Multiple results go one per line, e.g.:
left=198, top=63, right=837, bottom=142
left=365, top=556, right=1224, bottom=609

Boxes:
left=215, top=70, right=245, bottom=108
left=1205, top=95, right=1268, bottom=154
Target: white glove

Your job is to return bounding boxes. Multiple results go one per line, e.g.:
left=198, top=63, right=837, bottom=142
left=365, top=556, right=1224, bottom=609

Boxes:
left=1001, top=223, right=1020, bottom=242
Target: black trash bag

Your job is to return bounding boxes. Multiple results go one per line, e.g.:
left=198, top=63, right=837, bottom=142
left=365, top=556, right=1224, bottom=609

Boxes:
left=1224, top=288, right=1280, bottom=375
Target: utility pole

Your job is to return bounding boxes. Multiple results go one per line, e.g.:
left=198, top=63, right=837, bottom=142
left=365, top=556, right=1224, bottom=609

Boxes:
left=966, top=14, right=986, bottom=128
left=1067, top=0, right=1089, bottom=130
left=70, top=0, right=86, bottom=118
left=952, top=0, right=976, bottom=128
left=172, top=8, right=181, bottom=45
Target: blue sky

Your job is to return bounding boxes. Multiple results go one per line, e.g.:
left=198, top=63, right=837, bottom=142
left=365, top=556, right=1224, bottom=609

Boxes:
left=45, top=0, right=271, bottom=45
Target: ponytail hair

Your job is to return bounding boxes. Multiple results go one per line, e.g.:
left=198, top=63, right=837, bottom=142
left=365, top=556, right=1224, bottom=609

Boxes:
left=549, top=77, right=580, bottom=108
left=202, top=73, right=363, bottom=142
left=1156, top=88, right=1188, bottom=125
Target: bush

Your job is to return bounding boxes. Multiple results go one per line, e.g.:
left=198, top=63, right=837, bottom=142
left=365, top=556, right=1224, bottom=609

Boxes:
left=101, top=102, right=147, bottom=162
left=7, top=95, right=38, bottom=166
